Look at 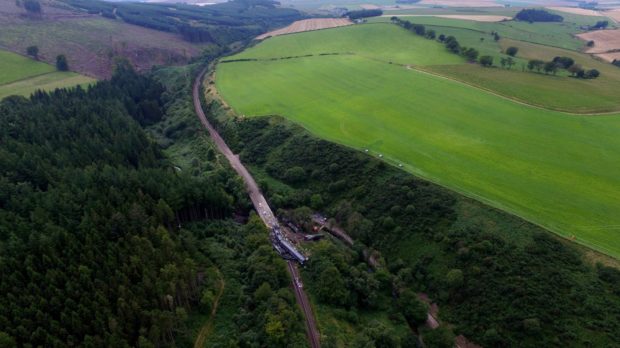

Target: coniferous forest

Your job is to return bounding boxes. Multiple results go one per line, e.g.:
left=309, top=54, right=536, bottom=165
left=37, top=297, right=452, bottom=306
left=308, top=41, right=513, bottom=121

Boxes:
left=0, top=64, right=251, bottom=347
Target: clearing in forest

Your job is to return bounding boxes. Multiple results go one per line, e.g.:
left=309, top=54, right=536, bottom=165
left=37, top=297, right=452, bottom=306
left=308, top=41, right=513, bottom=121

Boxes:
left=216, top=23, right=620, bottom=258
left=0, top=49, right=94, bottom=99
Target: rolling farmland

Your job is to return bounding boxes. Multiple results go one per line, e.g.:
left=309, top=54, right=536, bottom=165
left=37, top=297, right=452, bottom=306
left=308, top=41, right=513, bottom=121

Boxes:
left=216, top=23, right=620, bottom=258
left=0, top=49, right=94, bottom=99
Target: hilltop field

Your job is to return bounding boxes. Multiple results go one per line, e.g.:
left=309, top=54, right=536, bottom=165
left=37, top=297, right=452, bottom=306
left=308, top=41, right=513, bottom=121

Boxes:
left=0, top=49, right=93, bottom=99
left=215, top=19, right=620, bottom=258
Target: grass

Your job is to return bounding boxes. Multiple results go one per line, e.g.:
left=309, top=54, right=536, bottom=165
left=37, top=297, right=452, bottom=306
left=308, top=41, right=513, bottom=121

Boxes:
left=233, top=23, right=463, bottom=66
left=371, top=15, right=590, bottom=50
left=0, top=49, right=95, bottom=99
left=0, top=49, right=55, bottom=85
left=0, top=71, right=94, bottom=99
left=216, top=25, right=620, bottom=258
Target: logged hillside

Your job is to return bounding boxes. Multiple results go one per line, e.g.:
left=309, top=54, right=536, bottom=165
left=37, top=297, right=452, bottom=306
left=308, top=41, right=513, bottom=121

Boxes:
left=0, top=0, right=207, bottom=78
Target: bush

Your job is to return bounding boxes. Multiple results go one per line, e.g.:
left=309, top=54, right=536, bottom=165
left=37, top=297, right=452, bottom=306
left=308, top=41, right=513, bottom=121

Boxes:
left=55, top=54, right=69, bottom=71
left=506, top=46, right=518, bottom=57
left=552, top=56, right=575, bottom=69
left=479, top=55, right=493, bottom=67
left=585, top=69, right=600, bottom=79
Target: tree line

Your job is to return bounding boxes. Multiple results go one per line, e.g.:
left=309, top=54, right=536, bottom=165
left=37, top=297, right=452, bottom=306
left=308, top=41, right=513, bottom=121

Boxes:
left=527, top=56, right=600, bottom=78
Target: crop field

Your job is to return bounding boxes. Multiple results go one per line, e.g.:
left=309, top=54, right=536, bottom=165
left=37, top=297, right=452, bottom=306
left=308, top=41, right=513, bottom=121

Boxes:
left=0, top=49, right=94, bottom=99
left=216, top=23, right=620, bottom=258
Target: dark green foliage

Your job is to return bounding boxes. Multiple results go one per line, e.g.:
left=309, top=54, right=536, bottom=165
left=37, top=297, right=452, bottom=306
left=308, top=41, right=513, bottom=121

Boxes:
left=208, top=115, right=620, bottom=347
left=585, top=68, right=600, bottom=79
left=527, top=59, right=545, bottom=72
left=0, top=67, right=240, bottom=347
left=590, top=20, right=609, bottom=29
left=613, top=59, right=620, bottom=68
left=479, top=55, right=493, bottom=67
left=506, top=46, right=518, bottom=57
left=462, top=47, right=479, bottom=62
left=55, top=54, right=68, bottom=71
left=543, top=61, right=558, bottom=74
left=515, top=8, right=563, bottom=22
left=422, top=326, right=454, bottom=348
left=345, top=9, right=383, bottom=20
left=63, top=0, right=304, bottom=44
left=445, top=35, right=460, bottom=53
left=23, top=0, right=41, bottom=13
left=26, top=45, right=38, bottom=59
left=552, top=56, right=575, bottom=69
left=398, top=289, right=427, bottom=327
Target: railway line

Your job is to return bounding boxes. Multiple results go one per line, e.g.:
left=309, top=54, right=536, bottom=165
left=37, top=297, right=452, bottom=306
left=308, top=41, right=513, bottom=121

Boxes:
left=193, top=67, right=320, bottom=348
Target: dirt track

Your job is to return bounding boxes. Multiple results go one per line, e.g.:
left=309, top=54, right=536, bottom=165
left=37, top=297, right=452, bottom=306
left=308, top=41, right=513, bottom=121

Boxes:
left=256, top=18, right=352, bottom=40
left=193, top=271, right=225, bottom=348
left=193, top=68, right=320, bottom=348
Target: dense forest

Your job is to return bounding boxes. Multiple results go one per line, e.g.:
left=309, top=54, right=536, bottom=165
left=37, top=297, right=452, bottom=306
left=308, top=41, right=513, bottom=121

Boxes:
left=62, top=0, right=304, bottom=44
left=203, top=100, right=620, bottom=347
left=0, top=63, right=307, bottom=347
left=515, top=9, right=564, bottom=22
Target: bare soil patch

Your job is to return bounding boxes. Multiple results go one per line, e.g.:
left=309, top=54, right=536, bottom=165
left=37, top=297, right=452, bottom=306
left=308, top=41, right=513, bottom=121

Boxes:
left=604, top=9, right=620, bottom=23
left=546, top=7, right=604, bottom=16
left=418, top=0, right=503, bottom=7
left=596, top=51, right=620, bottom=62
left=383, top=14, right=511, bottom=22
left=578, top=29, right=620, bottom=53
left=256, top=18, right=353, bottom=40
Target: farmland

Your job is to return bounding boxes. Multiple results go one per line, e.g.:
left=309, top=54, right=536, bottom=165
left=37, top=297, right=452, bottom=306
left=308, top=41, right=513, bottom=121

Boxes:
left=216, top=23, right=620, bottom=258
left=0, top=49, right=94, bottom=99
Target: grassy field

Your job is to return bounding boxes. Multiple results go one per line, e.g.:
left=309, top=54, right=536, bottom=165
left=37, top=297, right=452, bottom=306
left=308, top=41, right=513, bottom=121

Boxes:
left=370, top=14, right=595, bottom=50
left=0, top=49, right=55, bottom=84
left=0, top=49, right=95, bottom=99
left=216, top=24, right=620, bottom=258
left=234, top=23, right=463, bottom=65
left=358, top=20, right=620, bottom=113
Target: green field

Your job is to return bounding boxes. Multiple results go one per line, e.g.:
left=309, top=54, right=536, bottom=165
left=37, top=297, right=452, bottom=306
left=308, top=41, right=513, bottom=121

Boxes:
left=370, top=14, right=598, bottom=50
left=0, top=49, right=95, bottom=99
left=233, top=23, right=463, bottom=65
left=216, top=23, right=620, bottom=258
left=362, top=18, right=620, bottom=113
left=0, top=49, right=55, bottom=85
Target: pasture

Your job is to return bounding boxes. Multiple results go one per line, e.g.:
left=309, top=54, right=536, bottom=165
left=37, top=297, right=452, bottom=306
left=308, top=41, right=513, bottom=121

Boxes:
left=0, top=49, right=95, bottom=99
left=216, top=24, right=620, bottom=258
left=0, top=49, right=55, bottom=85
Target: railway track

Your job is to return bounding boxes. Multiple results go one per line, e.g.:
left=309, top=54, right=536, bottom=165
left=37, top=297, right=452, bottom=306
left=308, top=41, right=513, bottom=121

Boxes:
left=192, top=67, right=320, bottom=348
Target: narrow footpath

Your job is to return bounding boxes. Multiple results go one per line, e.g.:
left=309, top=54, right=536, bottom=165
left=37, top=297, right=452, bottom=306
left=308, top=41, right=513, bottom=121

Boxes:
left=192, top=68, right=321, bottom=348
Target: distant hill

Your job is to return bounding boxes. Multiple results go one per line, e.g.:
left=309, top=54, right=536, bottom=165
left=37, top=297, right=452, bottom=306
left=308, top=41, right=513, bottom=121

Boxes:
left=0, top=0, right=304, bottom=78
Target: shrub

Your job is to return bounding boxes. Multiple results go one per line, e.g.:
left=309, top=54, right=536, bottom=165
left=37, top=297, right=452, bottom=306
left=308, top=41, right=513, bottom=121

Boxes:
left=506, top=46, right=518, bottom=57
left=479, top=55, right=494, bottom=67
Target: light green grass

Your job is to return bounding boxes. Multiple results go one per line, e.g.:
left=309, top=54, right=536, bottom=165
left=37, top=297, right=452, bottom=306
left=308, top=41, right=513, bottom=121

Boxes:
left=235, top=23, right=463, bottom=66
left=0, top=71, right=95, bottom=99
left=371, top=15, right=589, bottom=50
left=0, top=49, right=55, bottom=85
left=217, top=48, right=620, bottom=258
